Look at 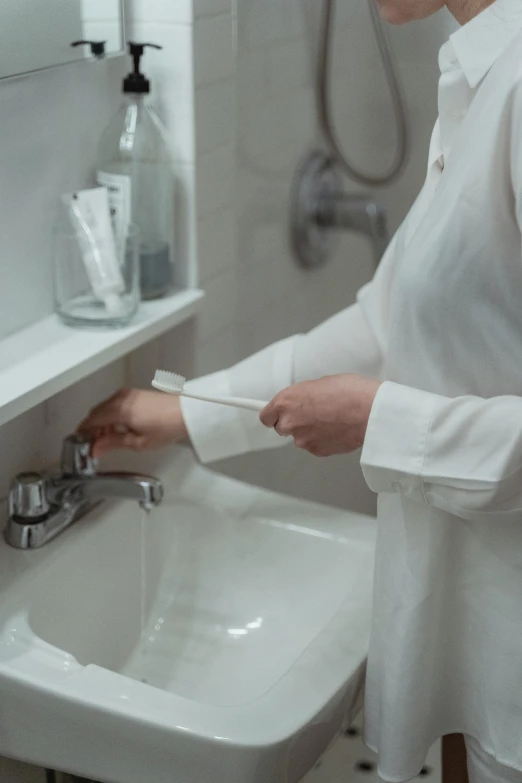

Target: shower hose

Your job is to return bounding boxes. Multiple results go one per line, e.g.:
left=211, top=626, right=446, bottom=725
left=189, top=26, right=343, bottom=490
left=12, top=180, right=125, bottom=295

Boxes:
left=318, top=0, right=411, bottom=186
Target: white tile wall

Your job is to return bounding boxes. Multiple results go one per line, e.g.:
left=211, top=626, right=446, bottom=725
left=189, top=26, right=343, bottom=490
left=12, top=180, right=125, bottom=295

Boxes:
left=194, top=0, right=232, bottom=19
left=195, top=78, right=236, bottom=155
left=196, top=143, right=236, bottom=217
left=129, top=0, right=192, bottom=25
left=197, top=206, right=236, bottom=282
left=80, top=0, right=121, bottom=22
left=194, top=14, right=235, bottom=85
left=0, top=0, right=455, bottom=778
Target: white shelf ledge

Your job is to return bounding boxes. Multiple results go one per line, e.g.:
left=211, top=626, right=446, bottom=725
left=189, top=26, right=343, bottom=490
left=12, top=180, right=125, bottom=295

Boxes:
left=0, top=289, right=204, bottom=427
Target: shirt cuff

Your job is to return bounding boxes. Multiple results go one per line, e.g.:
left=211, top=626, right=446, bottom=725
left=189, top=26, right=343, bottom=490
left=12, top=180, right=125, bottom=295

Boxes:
left=180, top=336, right=298, bottom=464
left=361, top=381, right=438, bottom=500
left=180, top=371, right=251, bottom=464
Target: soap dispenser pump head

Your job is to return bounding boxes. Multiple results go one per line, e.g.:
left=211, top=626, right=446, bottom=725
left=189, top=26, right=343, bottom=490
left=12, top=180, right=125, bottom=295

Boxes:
left=123, top=42, right=162, bottom=94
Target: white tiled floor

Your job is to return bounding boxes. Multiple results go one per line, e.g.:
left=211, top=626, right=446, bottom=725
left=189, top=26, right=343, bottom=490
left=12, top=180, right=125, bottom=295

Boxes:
left=303, top=716, right=442, bottom=783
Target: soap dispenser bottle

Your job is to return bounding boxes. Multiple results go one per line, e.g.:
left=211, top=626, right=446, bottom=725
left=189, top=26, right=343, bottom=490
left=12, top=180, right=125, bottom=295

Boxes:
left=97, top=42, right=174, bottom=300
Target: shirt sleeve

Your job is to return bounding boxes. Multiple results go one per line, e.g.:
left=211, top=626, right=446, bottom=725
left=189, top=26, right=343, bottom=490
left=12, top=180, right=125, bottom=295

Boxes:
left=360, top=81, right=522, bottom=521
left=361, top=381, right=522, bottom=521
left=181, top=232, right=400, bottom=464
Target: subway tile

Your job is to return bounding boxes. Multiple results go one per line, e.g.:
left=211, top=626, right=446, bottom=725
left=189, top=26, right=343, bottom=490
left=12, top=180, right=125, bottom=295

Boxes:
left=126, top=337, right=164, bottom=388
left=285, top=86, right=316, bottom=144
left=195, top=78, right=236, bottom=155
left=238, top=291, right=294, bottom=353
left=240, top=101, right=279, bottom=159
left=164, top=102, right=196, bottom=164
left=197, top=207, right=236, bottom=282
left=82, top=0, right=120, bottom=21
left=195, top=322, right=241, bottom=376
left=128, top=0, right=193, bottom=24
left=194, top=0, right=232, bottom=18
left=281, top=0, right=310, bottom=42
left=267, top=39, right=312, bottom=96
left=239, top=87, right=314, bottom=161
left=237, top=1, right=285, bottom=52
left=197, top=268, right=239, bottom=342
left=236, top=0, right=307, bottom=52
left=196, top=144, right=235, bottom=218
left=194, top=15, right=235, bottom=86
left=237, top=50, right=269, bottom=107
left=237, top=255, right=288, bottom=322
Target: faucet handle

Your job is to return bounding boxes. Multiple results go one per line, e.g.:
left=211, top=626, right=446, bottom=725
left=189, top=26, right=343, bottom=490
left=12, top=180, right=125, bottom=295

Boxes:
left=61, top=434, right=98, bottom=477
left=9, top=473, right=50, bottom=520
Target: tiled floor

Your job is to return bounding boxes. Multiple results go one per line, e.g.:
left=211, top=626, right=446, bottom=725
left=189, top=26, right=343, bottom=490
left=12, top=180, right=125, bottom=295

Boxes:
left=303, top=717, right=442, bottom=783
left=59, top=717, right=442, bottom=783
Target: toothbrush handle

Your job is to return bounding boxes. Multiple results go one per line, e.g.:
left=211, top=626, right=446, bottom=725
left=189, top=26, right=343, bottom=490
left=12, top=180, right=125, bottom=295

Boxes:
left=181, top=390, right=267, bottom=413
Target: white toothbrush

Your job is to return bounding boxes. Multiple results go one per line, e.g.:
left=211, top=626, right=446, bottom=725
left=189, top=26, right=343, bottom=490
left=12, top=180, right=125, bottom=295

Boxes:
left=152, top=370, right=268, bottom=413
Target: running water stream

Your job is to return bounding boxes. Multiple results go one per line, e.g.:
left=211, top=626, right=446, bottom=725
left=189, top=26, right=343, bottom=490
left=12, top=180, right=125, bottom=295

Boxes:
left=140, top=508, right=149, bottom=683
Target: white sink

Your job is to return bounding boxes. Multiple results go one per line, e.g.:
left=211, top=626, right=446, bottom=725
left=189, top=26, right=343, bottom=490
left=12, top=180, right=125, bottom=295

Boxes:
left=0, top=447, right=376, bottom=783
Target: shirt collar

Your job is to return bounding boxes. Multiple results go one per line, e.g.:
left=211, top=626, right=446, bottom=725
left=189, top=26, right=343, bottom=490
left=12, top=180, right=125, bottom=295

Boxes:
left=445, top=0, right=522, bottom=88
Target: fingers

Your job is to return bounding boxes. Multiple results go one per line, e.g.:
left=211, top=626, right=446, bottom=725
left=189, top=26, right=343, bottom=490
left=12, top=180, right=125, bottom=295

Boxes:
left=260, top=390, right=296, bottom=436
left=259, top=400, right=280, bottom=428
left=260, top=401, right=294, bottom=438
left=78, top=389, right=130, bottom=433
left=91, top=431, right=146, bottom=458
left=274, top=419, right=292, bottom=437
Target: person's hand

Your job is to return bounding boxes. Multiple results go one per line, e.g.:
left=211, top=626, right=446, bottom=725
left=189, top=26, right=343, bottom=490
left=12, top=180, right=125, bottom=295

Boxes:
left=259, top=374, right=381, bottom=457
left=78, top=389, right=188, bottom=457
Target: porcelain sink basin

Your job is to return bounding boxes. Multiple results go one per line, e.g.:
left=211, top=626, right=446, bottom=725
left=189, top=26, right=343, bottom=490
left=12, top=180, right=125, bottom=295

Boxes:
left=0, top=447, right=376, bottom=783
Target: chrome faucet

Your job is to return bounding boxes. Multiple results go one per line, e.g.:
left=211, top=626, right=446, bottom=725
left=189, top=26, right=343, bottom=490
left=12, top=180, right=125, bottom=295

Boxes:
left=4, top=435, right=164, bottom=550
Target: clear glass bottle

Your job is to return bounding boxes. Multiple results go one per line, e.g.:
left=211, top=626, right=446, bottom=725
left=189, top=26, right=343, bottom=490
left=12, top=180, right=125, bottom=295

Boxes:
left=97, top=43, right=175, bottom=301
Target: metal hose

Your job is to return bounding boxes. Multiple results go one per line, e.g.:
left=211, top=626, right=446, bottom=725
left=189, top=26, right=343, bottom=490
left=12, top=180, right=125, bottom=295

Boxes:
left=318, top=0, right=411, bottom=187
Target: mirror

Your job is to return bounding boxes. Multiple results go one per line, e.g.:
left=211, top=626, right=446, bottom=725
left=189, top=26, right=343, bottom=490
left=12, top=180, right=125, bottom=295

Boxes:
left=0, top=0, right=125, bottom=80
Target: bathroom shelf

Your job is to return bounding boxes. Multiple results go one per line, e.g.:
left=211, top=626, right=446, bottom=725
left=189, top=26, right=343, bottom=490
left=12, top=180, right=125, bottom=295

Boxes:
left=0, top=288, right=204, bottom=427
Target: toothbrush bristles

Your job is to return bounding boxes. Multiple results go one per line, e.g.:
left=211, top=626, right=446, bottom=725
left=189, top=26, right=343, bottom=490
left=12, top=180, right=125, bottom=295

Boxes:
left=153, top=370, right=187, bottom=393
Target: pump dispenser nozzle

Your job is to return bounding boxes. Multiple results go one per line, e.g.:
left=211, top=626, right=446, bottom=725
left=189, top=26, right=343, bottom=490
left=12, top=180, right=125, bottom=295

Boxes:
left=123, top=42, right=162, bottom=94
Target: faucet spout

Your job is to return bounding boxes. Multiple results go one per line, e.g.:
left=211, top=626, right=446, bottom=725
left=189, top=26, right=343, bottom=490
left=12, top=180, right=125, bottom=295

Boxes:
left=83, top=473, right=164, bottom=509
left=4, top=435, right=164, bottom=550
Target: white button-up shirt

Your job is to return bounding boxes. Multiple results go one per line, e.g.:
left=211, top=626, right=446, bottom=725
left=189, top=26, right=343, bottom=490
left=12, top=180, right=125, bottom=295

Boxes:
left=181, top=1, right=522, bottom=778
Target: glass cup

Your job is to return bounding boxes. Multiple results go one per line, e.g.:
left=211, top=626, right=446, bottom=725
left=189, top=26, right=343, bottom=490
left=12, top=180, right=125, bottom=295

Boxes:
left=53, top=223, right=140, bottom=328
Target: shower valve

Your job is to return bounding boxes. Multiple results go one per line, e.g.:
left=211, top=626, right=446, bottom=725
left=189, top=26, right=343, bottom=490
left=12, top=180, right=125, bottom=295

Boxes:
left=290, top=150, right=390, bottom=270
